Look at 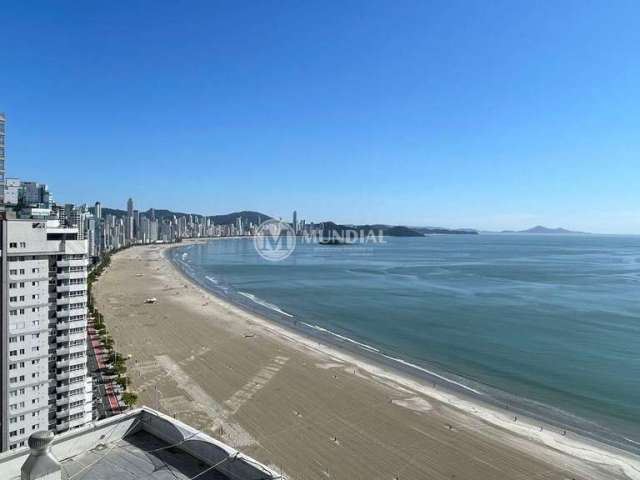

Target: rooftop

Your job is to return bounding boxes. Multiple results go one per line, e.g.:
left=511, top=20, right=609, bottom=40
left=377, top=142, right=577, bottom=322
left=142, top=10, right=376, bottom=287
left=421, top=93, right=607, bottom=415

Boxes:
left=0, top=407, right=278, bottom=480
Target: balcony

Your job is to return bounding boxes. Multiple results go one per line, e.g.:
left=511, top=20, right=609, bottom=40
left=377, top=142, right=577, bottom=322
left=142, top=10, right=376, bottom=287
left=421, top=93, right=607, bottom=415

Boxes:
left=56, top=307, right=87, bottom=318
left=69, top=331, right=86, bottom=342
left=57, top=295, right=87, bottom=306
left=57, top=318, right=87, bottom=330
left=56, top=271, right=87, bottom=280
left=58, top=343, right=85, bottom=356
left=56, top=384, right=70, bottom=394
left=69, top=343, right=86, bottom=355
left=56, top=283, right=86, bottom=293
left=56, top=358, right=70, bottom=369
left=56, top=334, right=70, bottom=343
left=58, top=331, right=85, bottom=343
left=56, top=421, right=69, bottom=432
left=56, top=370, right=70, bottom=381
left=57, top=258, right=89, bottom=268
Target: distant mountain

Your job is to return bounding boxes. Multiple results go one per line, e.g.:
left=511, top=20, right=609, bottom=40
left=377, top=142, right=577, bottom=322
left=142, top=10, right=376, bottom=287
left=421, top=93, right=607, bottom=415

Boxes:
left=315, top=222, right=424, bottom=237
left=502, top=225, right=588, bottom=234
left=209, top=211, right=271, bottom=226
left=384, top=226, right=424, bottom=237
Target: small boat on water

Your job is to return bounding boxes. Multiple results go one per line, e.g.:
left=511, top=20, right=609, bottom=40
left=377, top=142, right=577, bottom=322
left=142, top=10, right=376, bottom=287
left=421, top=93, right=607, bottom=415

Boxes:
left=319, top=238, right=352, bottom=245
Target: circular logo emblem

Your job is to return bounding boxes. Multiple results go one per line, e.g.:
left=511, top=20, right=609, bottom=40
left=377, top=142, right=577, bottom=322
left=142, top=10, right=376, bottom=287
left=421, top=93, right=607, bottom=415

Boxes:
left=253, top=219, right=296, bottom=261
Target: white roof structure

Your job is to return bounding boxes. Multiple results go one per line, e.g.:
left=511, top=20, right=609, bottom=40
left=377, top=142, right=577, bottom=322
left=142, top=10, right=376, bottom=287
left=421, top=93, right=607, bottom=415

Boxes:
left=0, top=407, right=279, bottom=480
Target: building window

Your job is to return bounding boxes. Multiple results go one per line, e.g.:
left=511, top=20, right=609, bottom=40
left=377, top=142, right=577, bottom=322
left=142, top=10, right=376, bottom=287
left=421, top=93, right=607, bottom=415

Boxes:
left=9, top=242, right=17, bottom=248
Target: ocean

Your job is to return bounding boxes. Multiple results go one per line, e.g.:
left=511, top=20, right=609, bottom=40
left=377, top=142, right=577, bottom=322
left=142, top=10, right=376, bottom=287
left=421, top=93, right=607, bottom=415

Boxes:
left=169, top=234, right=640, bottom=453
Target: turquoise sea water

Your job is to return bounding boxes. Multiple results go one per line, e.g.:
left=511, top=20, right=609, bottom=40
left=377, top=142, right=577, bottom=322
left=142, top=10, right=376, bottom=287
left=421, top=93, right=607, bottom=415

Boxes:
left=169, top=234, right=640, bottom=451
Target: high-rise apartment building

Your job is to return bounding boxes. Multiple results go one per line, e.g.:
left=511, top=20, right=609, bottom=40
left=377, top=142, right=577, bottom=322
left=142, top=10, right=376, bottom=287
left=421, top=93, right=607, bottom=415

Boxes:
left=0, top=218, right=93, bottom=452
left=126, top=198, right=134, bottom=242
left=4, top=178, right=20, bottom=207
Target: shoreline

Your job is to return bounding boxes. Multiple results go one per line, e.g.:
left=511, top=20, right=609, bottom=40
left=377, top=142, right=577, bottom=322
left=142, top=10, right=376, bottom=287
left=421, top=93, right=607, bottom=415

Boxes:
left=166, top=240, right=640, bottom=477
left=95, top=241, right=640, bottom=479
left=168, top=239, right=640, bottom=456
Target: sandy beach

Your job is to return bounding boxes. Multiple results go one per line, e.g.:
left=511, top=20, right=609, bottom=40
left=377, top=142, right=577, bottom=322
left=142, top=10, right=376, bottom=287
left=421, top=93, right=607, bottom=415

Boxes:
left=92, top=241, right=640, bottom=480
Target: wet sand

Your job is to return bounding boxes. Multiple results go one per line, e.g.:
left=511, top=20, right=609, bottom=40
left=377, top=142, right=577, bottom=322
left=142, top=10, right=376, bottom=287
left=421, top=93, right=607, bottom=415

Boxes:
left=92, top=242, right=640, bottom=480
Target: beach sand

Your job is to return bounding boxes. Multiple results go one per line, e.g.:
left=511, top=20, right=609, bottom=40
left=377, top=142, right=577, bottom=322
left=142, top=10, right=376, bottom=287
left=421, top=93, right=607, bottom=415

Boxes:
left=92, top=242, right=640, bottom=480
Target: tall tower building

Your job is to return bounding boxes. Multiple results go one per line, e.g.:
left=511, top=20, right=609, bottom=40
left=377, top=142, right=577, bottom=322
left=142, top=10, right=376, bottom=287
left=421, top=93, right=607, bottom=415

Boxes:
left=0, top=113, right=6, bottom=210
left=1, top=218, right=93, bottom=452
left=94, top=202, right=101, bottom=220
left=126, top=198, right=134, bottom=243
left=292, top=210, right=297, bottom=234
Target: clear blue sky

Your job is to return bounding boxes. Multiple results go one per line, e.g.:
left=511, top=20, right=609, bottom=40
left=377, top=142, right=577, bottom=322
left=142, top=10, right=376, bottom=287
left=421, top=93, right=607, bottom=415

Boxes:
left=2, top=1, right=639, bottom=233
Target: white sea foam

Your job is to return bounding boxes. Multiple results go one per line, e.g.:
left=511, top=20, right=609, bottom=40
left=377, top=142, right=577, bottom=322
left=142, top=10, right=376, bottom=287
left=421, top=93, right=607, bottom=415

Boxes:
left=380, top=353, right=481, bottom=395
left=300, top=321, right=480, bottom=395
left=300, top=322, right=380, bottom=353
left=205, top=275, right=219, bottom=285
left=238, top=291, right=294, bottom=318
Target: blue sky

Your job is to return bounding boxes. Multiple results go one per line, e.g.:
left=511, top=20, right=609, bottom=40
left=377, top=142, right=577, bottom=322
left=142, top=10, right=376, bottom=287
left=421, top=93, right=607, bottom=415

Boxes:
left=2, top=1, right=639, bottom=233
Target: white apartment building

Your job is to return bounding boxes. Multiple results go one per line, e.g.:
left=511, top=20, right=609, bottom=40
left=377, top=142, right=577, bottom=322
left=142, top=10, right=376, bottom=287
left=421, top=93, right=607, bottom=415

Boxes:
left=1, top=218, right=93, bottom=452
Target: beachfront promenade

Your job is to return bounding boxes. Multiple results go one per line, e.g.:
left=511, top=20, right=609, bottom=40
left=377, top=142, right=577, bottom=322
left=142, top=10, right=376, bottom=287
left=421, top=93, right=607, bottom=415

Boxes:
left=91, top=243, right=640, bottom=480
